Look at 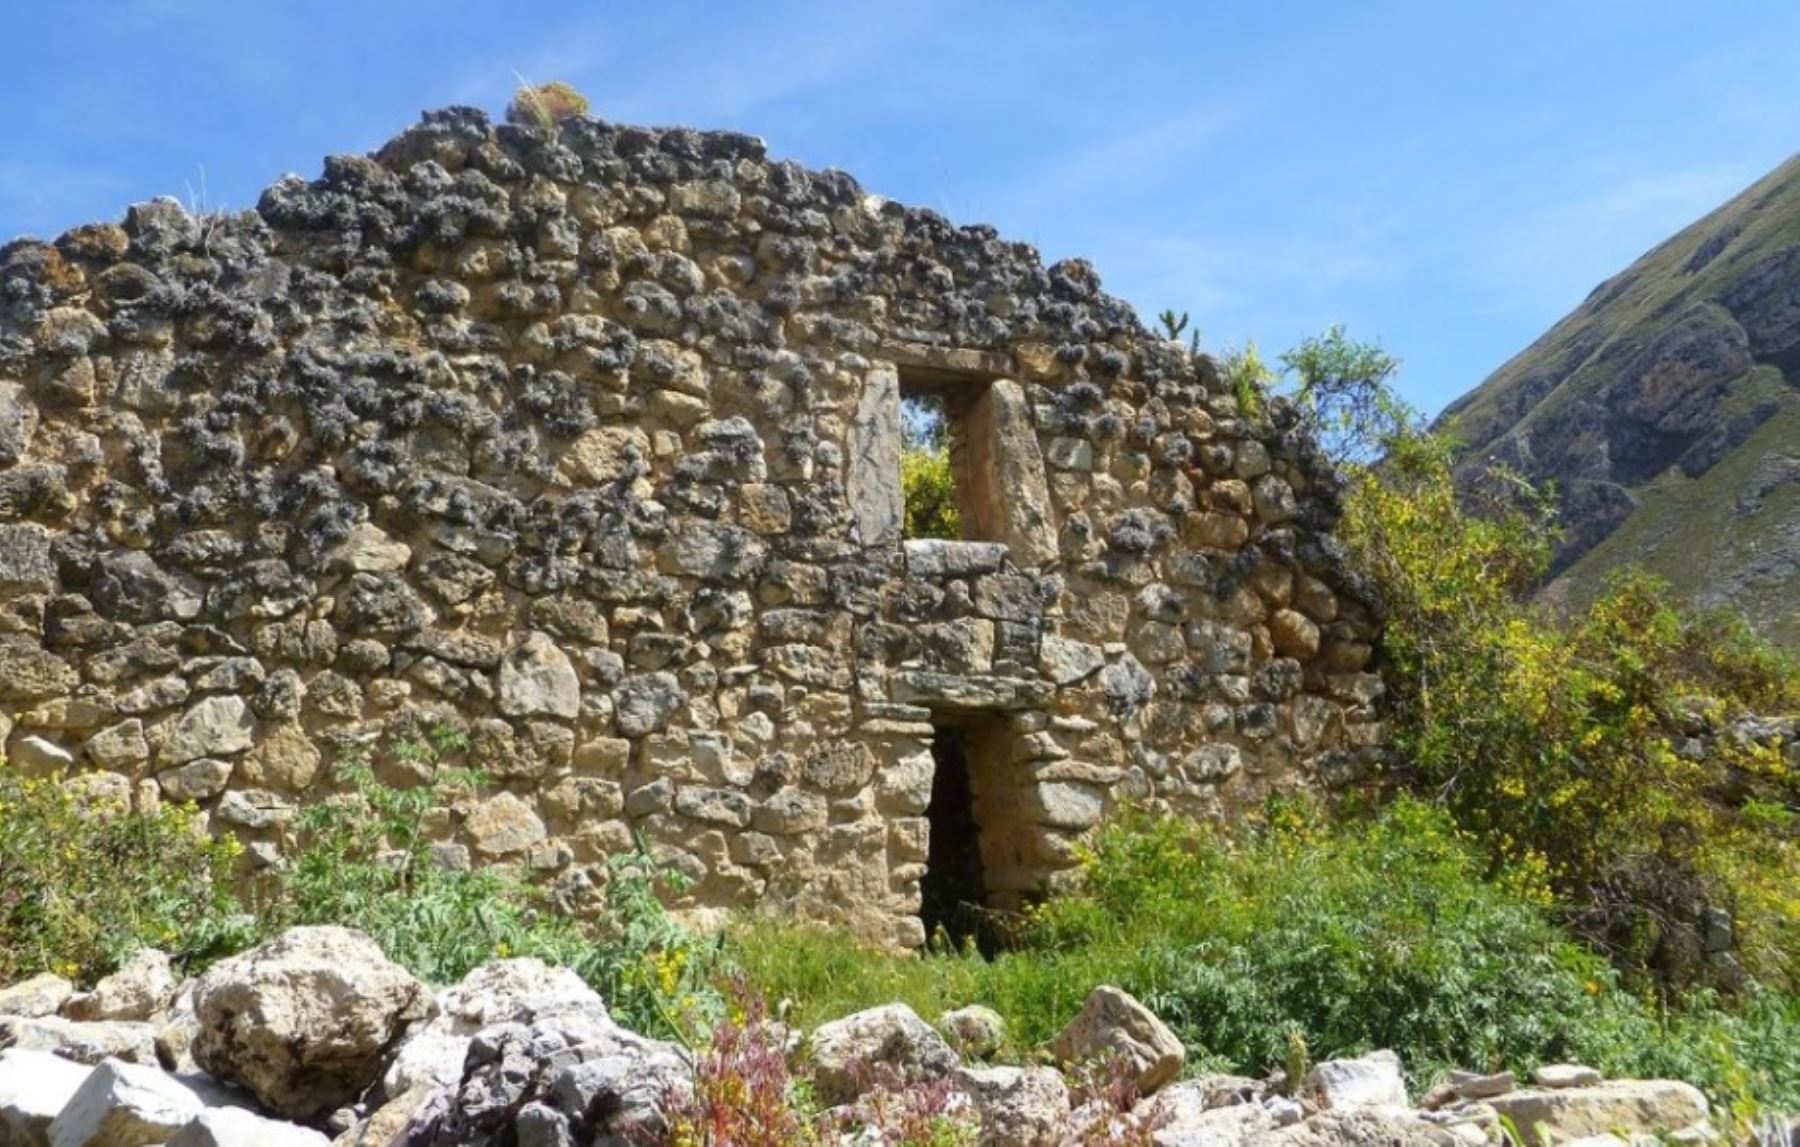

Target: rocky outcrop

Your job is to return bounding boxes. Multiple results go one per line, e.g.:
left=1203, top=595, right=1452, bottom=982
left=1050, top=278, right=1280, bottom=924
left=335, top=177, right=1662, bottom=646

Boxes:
left=1440, top=153, right=1800, bottom=648
left=0, top=104, right=1383, bottom=944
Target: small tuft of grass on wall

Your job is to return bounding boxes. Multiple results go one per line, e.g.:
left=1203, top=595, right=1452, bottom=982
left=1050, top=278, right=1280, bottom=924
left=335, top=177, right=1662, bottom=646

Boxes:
left=506, top=80, right=592, bottom=130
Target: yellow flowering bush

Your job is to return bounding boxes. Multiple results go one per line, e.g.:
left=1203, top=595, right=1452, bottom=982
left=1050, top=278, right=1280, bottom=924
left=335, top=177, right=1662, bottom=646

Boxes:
left=0, top=765, right=252, bottom=984
left=1342, top=416, right=1800, bottom=993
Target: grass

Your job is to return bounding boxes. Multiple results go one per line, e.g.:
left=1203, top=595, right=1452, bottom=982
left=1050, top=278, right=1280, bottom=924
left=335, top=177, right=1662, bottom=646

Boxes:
left=730, top=798, right=1800, bottom=1117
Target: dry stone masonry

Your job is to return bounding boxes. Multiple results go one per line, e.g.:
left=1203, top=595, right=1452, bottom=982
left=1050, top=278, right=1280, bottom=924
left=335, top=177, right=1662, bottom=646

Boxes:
left=0, top=106, right=1382, bottom=944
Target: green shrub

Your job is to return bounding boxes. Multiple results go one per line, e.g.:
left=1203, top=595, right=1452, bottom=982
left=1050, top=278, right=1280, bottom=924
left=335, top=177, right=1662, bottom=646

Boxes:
left=739, top=800, right=1631, bottom=1076
left=901, top=392, right=959, bottom=540
left=0, top=765, right=252, bottom=984
left=1342, top=417, right=1800, bottom=993
left=263, top=730, right=724, bottom=1040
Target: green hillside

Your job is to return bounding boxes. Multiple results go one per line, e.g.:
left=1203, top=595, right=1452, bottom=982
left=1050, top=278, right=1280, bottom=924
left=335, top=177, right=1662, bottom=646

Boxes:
left=1440, top=154, right=1800, bottom=646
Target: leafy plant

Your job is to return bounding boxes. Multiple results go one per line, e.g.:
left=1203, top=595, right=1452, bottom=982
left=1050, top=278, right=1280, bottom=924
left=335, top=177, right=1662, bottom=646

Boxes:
left=264, top=730, right=724, bottom=1039
left=1277, top=322, right=1406, bottom=465
left=901, top=392, right=961, bottom=540
left=1340, top=410, right=1800, bottom=993
left=506, top=80, right=591, bottom=129
left=0, top=765, right=253, bottom=984
left=1219, top=341, right=1273, bottom=417
left=1156, top=309, right=1202, bottom=353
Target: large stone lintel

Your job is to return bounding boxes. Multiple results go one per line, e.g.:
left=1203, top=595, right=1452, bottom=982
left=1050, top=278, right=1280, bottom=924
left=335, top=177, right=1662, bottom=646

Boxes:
left=890, top=670, right=1053, bottom=711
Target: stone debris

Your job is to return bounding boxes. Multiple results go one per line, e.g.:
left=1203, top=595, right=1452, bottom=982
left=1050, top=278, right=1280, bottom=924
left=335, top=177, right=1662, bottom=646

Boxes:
left=808, top=1002, right=962, bottom=1107
left=190, top=927, right=434, bottom=1121
left=0, top=974, right=75, bottom=1020
left=1302, top=1049, right=1409, bottom=1111
left=62, top=949, right=177, bottom=1024
left=0, top=1015, right=160, bottom=1066
left=1532, top=1062, right=1605, bottom=1089
left=950, top=1066, right=1071, bottom=1147
left=1048, top=985, right=1185, bottom=1095
left=1486, top=1080, right=1712, bottom=1147
left=46, top=1057, right=203, bottom=1147
left=0, top=1048, right=91, bottom=1145
left=0, top=925, right=1735, bottom=1147
left=166, top=1106, right=331, bottom=1147
left=936, top=1004, right=1007, bottom=1060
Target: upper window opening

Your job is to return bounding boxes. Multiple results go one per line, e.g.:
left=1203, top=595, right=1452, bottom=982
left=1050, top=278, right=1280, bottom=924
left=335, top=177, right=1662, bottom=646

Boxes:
left=901, top=390, right=960, bottom=540
left=899, top=368, right=1004, bottom=544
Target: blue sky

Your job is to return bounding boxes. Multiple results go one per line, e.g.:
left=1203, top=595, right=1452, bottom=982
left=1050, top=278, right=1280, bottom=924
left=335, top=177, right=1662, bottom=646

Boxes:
left=3, top=0, right=1795, bottom=415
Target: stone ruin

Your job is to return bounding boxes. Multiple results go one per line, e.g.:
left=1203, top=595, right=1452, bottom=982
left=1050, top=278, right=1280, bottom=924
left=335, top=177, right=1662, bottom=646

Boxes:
left=0, top=107, right=1382, bottom=946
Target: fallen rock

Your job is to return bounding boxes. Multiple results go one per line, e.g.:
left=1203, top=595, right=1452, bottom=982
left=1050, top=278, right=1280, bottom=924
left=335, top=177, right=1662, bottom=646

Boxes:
left=1487, top=1080, right=1710, bottom=1147
left=1155, top=1074, right=1266, bottom=1121
left=1448, top=1069, right=1514, bottom=1101
left=168, top=1106, right=332, bottom=1147
left=936, top=1005, right=1006, bottom=1060
left=383, top=957, right=606, bottom=1095
left=0, top=1048, right=91, bottom=1146
left=0, top=1016, right=160, bottom=1065
left=951, top=1066, right=1070, bottom=1147
left=191, top=927, right=434, bottom=1121
left=0, top=973, right=75, bottom=1019
left=1149, top=1096, right=1270, bottom=1145
left=1048, top=985, right=1184, bottom=1095
left=1262, top=1109, right=1446, bottom=1146
left=1532, top=1063, right=1603, bottom=1089
left=1303, top=1049, right=1409, bottom=1111
left=332, top=1083, right=435, bottom=1147
left=396, top=1010, right=690, bottom=1147
left=808, top=1003, right=961, bottom=1107
left=46, top=1057, right=202, bottom=1147
left=63, top=949, right=177, bottom=1023
left=154, top=983, right=201, bottom=1074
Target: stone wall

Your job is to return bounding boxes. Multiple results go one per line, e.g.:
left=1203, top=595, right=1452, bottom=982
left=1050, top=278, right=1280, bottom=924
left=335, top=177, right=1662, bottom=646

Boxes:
left=0, top=107, right=1382, bottom=945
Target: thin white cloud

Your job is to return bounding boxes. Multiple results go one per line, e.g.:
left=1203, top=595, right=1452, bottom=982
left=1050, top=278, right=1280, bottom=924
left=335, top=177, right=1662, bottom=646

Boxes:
left=1470, top=162, right=1757, bottom=313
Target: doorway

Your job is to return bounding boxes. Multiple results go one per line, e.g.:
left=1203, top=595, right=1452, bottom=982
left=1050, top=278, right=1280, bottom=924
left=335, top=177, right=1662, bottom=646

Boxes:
left=921, top=721, right=997, bottom=952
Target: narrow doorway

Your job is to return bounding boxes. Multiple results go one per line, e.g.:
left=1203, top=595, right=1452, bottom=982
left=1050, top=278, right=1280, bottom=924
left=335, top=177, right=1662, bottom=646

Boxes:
left=921, top=723, right=992, bottom=951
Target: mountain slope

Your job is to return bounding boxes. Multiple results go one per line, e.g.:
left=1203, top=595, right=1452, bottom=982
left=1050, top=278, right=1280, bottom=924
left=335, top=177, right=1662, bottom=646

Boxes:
left=1439, top=154, right=1800, bottom=648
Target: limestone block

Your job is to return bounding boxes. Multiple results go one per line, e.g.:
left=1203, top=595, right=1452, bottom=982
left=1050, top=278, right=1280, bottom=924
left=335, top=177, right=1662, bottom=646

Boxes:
left=848, top=366, right=903, bottom=548
left=0, top=1047, right=89, bottom=1146
left=167, top=1107, right=331, bottom=1147
left=0, top=524, right=55, bottom=594
left=1303, top=1049, right=1409, bottom=1111
left=157, top=759, right=233, bottom=801
left=191, top=927, right=434, bottom=1121
left=11, top=736, right=76, bottom=774
left=46, top=1057, right=202, bottom=1147
left=1048, top=985, right=1184, bottom=1095
left=952, top=1065, right=1070, bottom=1147
left=464, top=792, right=548, bottom=857
left=63, top=949, right=176, bottom=1024
left=496, top=632, right=581, bottom=720
left=0, top=973, right=75, bottom=1019
left=808, top=1004, right=960, bottom=1107
left=1040, top=636, right=1104, bottom=685
left=0, top=1016, right=160, bottom=1065
left=1487, top=1080, right=1709, bottom=1147
left=162, top=697, right=254, bottom=765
